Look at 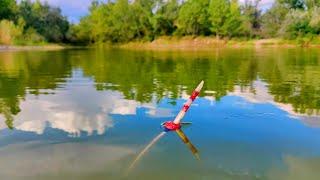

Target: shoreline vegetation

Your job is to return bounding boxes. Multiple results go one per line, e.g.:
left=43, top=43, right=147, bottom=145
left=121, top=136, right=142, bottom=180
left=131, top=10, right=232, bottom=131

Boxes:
left=0, top=44, right=67, bottom=51
left=71, top=0, right=320, bottom=49
left=1, top=0, right=320, bottom=50
left=118, top=36, right=320, bottom=50
left=2, top=36, right=320, bottom=52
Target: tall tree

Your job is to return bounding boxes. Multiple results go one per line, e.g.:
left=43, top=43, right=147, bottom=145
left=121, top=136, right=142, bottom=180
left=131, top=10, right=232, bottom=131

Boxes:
left=209, top=0, right=230, bottom=37
left=241, top=0, right=262, bottom=38
left=177, top=0, right=210, bottom=35
left=19, top=0, right=69, bottom=42
left=87, top=2, right=112, bottom=43
left=223, top=0, right=242, bottom=37
left=0, top=0, right=17, bottom=20
left=131, top=0, right=155, bottom=40
left=108, top=0, right=136, bottom=42
left=152, top=0, right=180, bottom=36
left=261, top=0, right=289, bottom=37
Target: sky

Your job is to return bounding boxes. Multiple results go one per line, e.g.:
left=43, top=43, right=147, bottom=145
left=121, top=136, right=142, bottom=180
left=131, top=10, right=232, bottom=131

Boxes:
left=20, top=0, right=275, bottom=23
left=48, top=0, right=95, bottom=23
left=17, top=0, right=99, bottom=23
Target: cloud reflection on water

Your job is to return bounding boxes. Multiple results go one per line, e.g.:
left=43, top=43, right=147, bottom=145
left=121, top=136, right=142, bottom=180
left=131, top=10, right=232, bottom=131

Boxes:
left=0, top=75, right=173, bottom=136
left=228, top=80, right=320, bottom=127
left=1, top=78, right=319, bottom=136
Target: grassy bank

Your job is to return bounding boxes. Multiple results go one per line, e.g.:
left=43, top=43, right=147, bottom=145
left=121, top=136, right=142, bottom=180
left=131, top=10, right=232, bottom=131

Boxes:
left=0, top=44, right=73, bottom=51
left=119, top=36, right=320, bottom=50
left=3, top=36, right=320, bottom=52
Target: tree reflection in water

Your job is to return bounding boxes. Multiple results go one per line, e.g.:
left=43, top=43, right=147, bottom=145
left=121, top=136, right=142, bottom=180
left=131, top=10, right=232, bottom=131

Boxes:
left=0, top=48, right=319, bottom=129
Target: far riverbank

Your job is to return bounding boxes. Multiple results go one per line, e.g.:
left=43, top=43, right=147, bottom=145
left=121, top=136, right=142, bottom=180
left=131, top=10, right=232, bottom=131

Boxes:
left=0, top=44, right=69, bottom=52
left=119, top=37, right=320, bottom=50
left=2, top=36, right=320, bottom=52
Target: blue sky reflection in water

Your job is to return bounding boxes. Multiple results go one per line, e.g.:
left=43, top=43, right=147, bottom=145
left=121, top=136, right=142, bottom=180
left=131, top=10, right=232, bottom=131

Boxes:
left=0, top=49, right=320, bottom=179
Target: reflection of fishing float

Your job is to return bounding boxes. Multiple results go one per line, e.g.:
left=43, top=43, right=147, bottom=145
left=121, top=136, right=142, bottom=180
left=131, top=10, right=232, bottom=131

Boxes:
left=127, top=81, right=204, bottom=172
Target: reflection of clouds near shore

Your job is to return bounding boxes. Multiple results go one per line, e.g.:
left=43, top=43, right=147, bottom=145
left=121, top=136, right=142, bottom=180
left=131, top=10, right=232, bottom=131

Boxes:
left=0, top=75, right=172, bottom=136
left=229, top=80, right=320, bottom=127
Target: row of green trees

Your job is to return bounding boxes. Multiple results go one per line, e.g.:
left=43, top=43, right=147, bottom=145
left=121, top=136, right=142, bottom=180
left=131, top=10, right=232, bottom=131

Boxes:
left=263, top=0, right=320, bottom=39
left=1, top=0, right=320, bottom=45
left=0, top=0, right=69, bottom=45
left=72, top=0, right=320, bottom=43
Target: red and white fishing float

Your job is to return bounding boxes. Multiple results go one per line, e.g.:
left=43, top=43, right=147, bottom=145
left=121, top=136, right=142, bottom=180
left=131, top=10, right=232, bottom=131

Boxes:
left=161, top=80, right=204, bottom=131
left=128, top=81, right=204, bottom=173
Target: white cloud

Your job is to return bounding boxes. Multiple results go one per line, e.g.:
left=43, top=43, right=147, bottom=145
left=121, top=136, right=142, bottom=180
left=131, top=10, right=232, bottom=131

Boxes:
left=110, top=99, right=141, bottom=115
left=5, top=84, right=116, bottom=136
left=146, top=107, right=174, bottom=118
left=228, top=80, right=320, bottom=127
left=0, top=73, right=173, bottom=136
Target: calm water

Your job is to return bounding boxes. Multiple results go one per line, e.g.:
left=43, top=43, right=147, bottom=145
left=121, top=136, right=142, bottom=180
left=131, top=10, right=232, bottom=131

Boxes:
left=0, top=48, right=320, bottom=180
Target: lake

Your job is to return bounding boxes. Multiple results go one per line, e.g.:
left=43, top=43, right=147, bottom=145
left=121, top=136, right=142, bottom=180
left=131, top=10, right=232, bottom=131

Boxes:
left=0, top=48, right=320, bottom=180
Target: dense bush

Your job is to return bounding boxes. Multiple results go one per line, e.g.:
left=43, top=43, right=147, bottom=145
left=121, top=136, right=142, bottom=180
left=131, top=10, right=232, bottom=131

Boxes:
left=18, top=0, right=69, bottom=42
left=0, top=0, right=17, bottom=21
left=177, top=0, right=210, bottom=35
left=309, top=7, right=320, bottom=33
left=19, top=28, right=45, bottom=45
left=0, top=20, right=23, bottom=44
left=0, top=0, right=69, bottom=45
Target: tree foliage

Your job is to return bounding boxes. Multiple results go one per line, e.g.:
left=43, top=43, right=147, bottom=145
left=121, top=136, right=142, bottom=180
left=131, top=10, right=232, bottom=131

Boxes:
left=19, top=0, right=69, bottom=42
left=0, top=19, right=23, bottom=44
left=241, top=0, right=261, bottom=38
left=0, top=0, right=69, bottom=44
left=209, top=0, right=230, bottom=36
left=0, top=0, right=17, bottom=20
left=261, top=1, right=289, bottom=37
left=177, top=0, right=210, bottom=35
left=1, top=0, right=320, bottom=45
left=152, top=0, right=179, bottom=36
left=74, top=0, right=320, bottom=43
